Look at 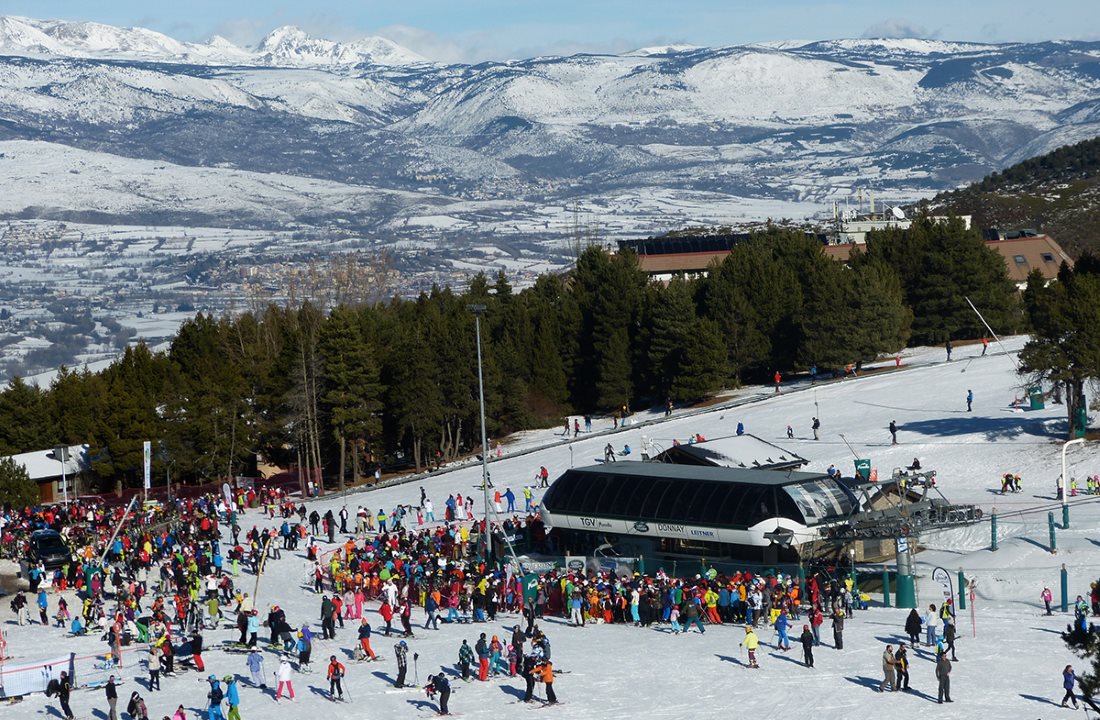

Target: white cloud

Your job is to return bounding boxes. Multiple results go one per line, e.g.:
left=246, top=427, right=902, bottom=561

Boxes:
left=374, top=24, right=687, bottom=63
left=861, top=19, right=936, bottom=39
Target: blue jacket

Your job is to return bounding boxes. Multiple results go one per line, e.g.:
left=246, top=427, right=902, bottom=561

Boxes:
left=246, top=652, right=264, bottom=672
left=226, top=680, right=240, bottom=705
left=1065, top=670, right=1076, bottom=690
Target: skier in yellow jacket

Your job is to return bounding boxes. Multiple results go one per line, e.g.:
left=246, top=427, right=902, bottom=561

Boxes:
left=740, top=626, right=760, bottom=668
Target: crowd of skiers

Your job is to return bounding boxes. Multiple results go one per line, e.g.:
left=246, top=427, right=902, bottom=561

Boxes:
left=13, top=475, right=1097, bottom=718
left=4, top=485, right=571, bottom=718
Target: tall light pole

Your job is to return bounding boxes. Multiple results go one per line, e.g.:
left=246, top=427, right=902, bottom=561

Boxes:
left=468, top=303, right=492, bottom=563
left=1062, top=437, right=1084, bottom=528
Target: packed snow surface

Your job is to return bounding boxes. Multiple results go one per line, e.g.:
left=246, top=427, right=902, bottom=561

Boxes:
left=3, top=337, right=1100, bottom=718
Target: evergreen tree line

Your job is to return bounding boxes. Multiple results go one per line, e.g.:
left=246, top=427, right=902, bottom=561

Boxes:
left=0, top=221, right=1019, bottom=492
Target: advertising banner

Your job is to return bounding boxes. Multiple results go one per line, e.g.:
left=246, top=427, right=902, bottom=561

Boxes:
left=142, top=440, right=152, bottom=490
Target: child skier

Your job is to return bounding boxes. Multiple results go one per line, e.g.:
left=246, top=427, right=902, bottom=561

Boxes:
left=740, top=626, right=759, bottom=668
left=799, top=625, right=814, bottom=667
left=326, top=656, right=345, bottom=701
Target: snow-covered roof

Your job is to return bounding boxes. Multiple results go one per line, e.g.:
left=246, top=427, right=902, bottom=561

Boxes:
left=650, top=433, right=807, bottom=470
left=5, top=444, right=88, bottom=481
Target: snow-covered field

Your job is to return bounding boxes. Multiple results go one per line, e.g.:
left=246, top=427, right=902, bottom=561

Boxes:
left=3, top=336, right=1100, bottom=718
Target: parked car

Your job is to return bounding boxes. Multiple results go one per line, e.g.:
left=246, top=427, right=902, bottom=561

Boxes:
left=24, top=529, right=73, bottom=571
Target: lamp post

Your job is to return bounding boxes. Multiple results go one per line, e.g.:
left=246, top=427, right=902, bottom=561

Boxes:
left=1062, top=438, right=1084, bottom=528
left=53, top=446, right=69, bottom=507
left=849, top=547, right=857, bottom=608
left=468, top=303, right=492, bottom=564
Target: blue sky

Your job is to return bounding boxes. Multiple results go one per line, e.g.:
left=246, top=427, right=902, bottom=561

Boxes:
left=0, top=0, right=1093, bottom=62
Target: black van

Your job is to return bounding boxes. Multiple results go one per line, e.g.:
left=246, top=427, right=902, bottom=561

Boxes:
left=25, top=529, right=72, bottom=570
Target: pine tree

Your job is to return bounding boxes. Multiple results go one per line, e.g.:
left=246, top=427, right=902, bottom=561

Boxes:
left=318, top=306, right=383, bottom=492
left=795, top=254, right=855, bottom=369
left=570, top=247, right=645, bottom=410
left=1019, top=259, right=1100, bottom=438
left=0, top=455, right=36, bottom=506
left=848, top=257, right=913, bottom=359
left=647, top=276, right=696, bottom=398
left=671, top=317, right=729, bottom=402
left=700, top=238, right=801, bottom=380
left=865, top=216, right=1019, bottom=344
left=385, top=315, right=444, bottom=471
left=0, top=377, right=52, bottom=454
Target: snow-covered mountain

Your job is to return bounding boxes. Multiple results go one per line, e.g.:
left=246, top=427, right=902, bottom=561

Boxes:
left=254, top=25, right=426, bottom=67
left=0, top=16, right=425, bottom=67
left=0, top=16, right=1098, bottom=238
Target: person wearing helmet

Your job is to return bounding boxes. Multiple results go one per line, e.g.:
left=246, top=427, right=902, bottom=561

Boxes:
left=740, top=626, right=760, bottom=668
left=296, top=630, right=312, bottom=673
left=326, top=655, right=346, bottom=701
left=275, top=657, right=295, bottom=702
left=206, top=676, right=225, bottom=720
left=246, top=648, right=265, bottom=688
left=246, top=609, right=259, bottom=648
left=223, top=676, right=239, bottom=720
left=394, top=640, right=409, bottom=688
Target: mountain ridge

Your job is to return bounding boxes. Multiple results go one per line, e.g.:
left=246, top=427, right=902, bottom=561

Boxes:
left=0, top=16, right=1098, bottom=242
left=927, top=133, right=1100, bottom=253
left=0, top=15, right=426, bottom=67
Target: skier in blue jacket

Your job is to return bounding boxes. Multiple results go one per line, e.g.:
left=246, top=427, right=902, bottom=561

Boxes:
left=246, top=648, right=266, bottom=688
left=223, top=676, right=240, bottom=720
left=775, top=610, right=791, bottom=651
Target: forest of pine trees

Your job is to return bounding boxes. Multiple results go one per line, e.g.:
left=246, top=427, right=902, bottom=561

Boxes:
left=0, top=221, right=1020, bottom=492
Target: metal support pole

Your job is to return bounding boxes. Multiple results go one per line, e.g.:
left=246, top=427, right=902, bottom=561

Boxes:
left=469, top=304, right=492, bottom=565
left=98, top=497, right=138, bottom=566
left=991, top=511, right=998, bottom=551
left=965, top=296, right=1021, bottom=371
left=882, top=570, right=891, bottom=608
left=61, top=451, right=68, bottom=507
left=1049, top=511, right=1057, bottom=554
left=958, top=569, right=966, bottom=610
left=1061, top=564, right=1069, bottom=613
left=1063, top=438, right=1084, bottom=527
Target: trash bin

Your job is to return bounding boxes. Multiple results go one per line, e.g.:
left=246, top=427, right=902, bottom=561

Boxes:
left=1029, top=386, right=1045, bottom=410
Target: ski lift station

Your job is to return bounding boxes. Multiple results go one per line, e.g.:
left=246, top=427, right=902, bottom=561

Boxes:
left=539, top=462, right=859, bottom=565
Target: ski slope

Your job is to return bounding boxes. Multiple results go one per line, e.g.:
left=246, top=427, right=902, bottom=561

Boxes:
left=3, top=336, right=1099, bottom=719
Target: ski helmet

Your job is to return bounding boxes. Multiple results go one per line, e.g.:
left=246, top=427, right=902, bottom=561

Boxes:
left=400, top=640, right=407, bottom=647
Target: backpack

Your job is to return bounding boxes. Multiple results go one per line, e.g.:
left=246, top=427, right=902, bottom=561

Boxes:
left=46, top=679, right=60, bottom=697
left=209, top=687, right=224, bottom=704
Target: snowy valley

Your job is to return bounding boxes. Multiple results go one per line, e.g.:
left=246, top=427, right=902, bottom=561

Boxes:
left=0, top=17, right=1098, bottom=378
